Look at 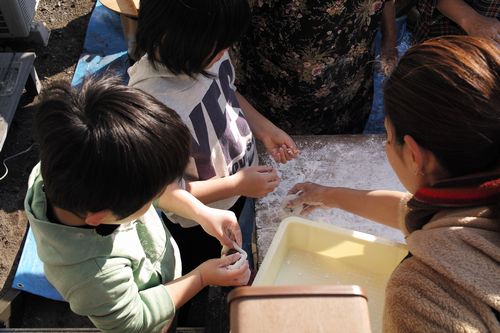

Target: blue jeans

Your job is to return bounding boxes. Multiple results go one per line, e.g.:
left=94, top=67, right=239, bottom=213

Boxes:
left=238, top=198, right=256, bottom=270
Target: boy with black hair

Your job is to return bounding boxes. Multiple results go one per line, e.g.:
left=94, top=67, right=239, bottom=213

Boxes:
left=129, top=0, right=299, bottom=273
left=25, top=76, right=250, bottom=333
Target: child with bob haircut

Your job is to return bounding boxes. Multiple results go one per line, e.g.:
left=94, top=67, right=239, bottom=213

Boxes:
left=286, top=36, right=500, bottom=332
left=128, top=0, right=299, bottom=272
left=25, top=76, right=251, bottom=333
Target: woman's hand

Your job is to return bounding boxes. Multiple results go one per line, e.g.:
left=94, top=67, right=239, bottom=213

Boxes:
left=380, top=0, right=397, bottom=76
left=463, top=15, right=500, bottom=42
left=286, top=182, right=334, bottom=215
left=196, top=207, right=242, bottom=248
left=437, top=0, right=500, bottom=43
left=197, top=254, right=251, bottom=286
left=380, top=45, right=398, bottom=77
left=233, top=166, right=280, bottom=198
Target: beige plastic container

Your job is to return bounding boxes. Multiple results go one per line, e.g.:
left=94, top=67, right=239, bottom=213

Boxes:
left=228, top=285, right=371, bottom=333
left=253, top=217, right=408, bottom=333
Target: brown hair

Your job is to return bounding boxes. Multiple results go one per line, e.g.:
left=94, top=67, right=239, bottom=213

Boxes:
left=384, top=36, right=500, bottom=177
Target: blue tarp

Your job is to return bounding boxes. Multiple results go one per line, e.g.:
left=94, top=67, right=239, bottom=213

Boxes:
left=72, top=0, right=130, bottom=86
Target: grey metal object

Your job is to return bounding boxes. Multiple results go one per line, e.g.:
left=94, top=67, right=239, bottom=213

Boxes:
left=27, top=21, right=51, bottom=47
left=0, top=52, right=40, bottom=152
left=0, top=0, right=40, bottom=38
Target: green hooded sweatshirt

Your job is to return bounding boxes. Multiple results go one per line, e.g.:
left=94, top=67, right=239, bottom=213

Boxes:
left=24, top=163, right=182, bottom=332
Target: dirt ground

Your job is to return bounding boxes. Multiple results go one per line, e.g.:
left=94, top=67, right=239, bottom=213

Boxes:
left=0, top=0, right=96, bottom=327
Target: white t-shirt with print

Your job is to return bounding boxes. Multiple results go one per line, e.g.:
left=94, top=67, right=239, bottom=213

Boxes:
left=128, top=52, right=258, bottom=227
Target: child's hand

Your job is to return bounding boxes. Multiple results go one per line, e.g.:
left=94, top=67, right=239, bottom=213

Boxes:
left=197, top=254, right=251, bottom=286
left=286, top=182, right=331, bottom=215
left=235, top=92, right=299, bottom=163
left=197, top=207, right=242, bottom=248
left=260, top=128, right=299, bottom=164
left=234, top=166, right=280, bottom=198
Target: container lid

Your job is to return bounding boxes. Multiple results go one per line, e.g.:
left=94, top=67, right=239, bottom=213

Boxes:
left=227, top=285, right=367, bottom=304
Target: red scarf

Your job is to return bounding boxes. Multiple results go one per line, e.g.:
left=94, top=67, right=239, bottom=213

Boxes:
left=406, top=169, right=500, bottom=232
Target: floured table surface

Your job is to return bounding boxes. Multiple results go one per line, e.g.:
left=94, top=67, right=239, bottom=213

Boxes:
left=255, top=135, right=405, bottom=265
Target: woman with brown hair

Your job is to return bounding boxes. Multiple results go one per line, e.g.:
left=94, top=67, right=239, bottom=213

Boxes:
left=286, top=36, right=500, bottom=332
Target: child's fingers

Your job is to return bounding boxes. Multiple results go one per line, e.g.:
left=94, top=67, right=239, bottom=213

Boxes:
left=270, top=148, right=279, bottom=161
left=282, top=144, right=300, bottom=160
left=227, top=225, right=242, bottom=247
left=219, top=234, right=234, bottom=248
left=286, top=148, right=300, bottom=160
left=256, top=165, right=275, bottom=173
left=278, top=146, right=287, bottom=163
left=218, top=253, right=241, bottom=267
left=229, top=262, right=251, bottom=285
left=270, top=148, right=283, bottom=163
left=234, top=267, right=251, bottom=285
left=266, top=178, right=280, bottom=191
left=271, top=146, right=287, bottom=164
left=267, top=168, right=279, bottom=178
left=259, top=168, right=279, bottom=184
left=211, top=255, right=251, bottom=285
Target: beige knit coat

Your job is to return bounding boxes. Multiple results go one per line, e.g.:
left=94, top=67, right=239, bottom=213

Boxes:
left=383, top=204, right=500, bottom=332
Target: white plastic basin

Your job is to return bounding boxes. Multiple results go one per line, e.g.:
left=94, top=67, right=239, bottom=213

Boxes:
left=253, top=217, right=408, bottom=333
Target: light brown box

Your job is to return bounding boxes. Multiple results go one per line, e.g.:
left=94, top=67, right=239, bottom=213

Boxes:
left=228, top=285, right=372, bottom=333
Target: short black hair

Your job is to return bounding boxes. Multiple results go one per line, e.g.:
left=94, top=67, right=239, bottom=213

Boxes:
left=35, top=76, right=191, bottom=219
left=136, top=0, right=250, bottom=77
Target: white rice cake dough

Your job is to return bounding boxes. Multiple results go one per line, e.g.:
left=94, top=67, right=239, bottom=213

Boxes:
left=221, top=241, right=248, bottom=270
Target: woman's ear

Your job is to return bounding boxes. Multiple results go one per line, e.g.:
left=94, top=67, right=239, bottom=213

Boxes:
left=85, top=210, right=112, bottom=226
left=403, top=135, right=447, bottom=184
left=403, top=135, right=425, bottom=176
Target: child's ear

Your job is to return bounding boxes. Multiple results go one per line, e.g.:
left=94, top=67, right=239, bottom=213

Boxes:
left=85, top=210, right=112, bottom=226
